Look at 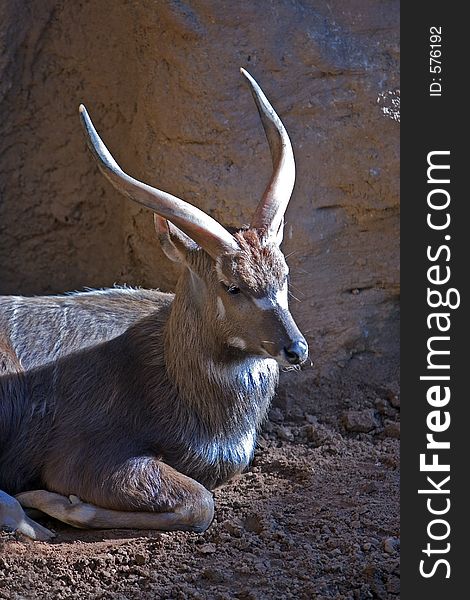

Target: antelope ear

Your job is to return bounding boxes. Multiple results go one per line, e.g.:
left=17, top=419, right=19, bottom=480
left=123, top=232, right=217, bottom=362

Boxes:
left=154, top=215, right=197, bottom=263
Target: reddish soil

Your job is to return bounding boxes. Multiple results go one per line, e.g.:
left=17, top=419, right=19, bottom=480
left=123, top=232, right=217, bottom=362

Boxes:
left=0, top=400, right=399, bottom=600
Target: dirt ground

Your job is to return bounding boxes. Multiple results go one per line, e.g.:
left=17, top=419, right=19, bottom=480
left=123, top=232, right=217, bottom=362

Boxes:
left=0, top=373, right=399, bottom=600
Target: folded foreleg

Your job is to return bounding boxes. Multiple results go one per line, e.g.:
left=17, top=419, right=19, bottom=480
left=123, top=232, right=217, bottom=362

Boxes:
left=17, top=458, right=214, bottom=533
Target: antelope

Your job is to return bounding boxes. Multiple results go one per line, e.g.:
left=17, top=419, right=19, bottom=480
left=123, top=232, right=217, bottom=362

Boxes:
left=0, top=69, right=309, bottom=540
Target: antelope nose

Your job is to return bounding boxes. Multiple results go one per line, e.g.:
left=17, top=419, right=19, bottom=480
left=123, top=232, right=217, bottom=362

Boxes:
left=283, top=340, right=308, bottom=365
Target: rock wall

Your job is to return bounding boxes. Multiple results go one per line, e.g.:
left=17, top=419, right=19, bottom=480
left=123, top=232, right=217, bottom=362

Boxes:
left=0, top=0, right=399, bottom=386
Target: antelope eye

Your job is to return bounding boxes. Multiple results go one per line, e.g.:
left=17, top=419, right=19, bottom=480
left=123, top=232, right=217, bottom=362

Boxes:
left=222, top=282, right=241, bottom=295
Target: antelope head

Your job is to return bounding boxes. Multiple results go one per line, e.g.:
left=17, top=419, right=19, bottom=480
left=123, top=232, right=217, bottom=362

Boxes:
left=79, top=69, right=309, bottom=367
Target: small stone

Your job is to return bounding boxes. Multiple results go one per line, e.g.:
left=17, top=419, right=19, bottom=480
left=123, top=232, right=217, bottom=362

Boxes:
left=385, top=383, right=400, bottom=408
left=351, top=520, right=361, bottom=529
left=243, top=514, right=264, bottom=534
left=302, top=424, right=328, bottom=446
left=342, top=409, right=380, bottom=433
left=383, top=536, right=400, bottom=554
left=269, top=406, right=284, bottom=423
left=198, top=543, right=217, bottom=554
left=374, top=398, right=395, bottom=417
left=235, top=591, right=257, bottom=600
left=286, top=405, right=305, bottom=422
left=384, top=420, right=400, bottom=438
left=275, top=424, right=294, bottom=442
left=202, top=567, right=226, bottom=583
left=219, top=522, right=238, bottom=537
left=134, top=553, right=146, bottom=565
left=262, top=420, right=274, bottom=433
left=363, top=542, right=372, bottom=551
left=386, top=574, right=401, bottom=594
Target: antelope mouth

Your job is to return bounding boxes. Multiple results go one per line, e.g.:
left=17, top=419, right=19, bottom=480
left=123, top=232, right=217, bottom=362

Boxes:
left=260, top=340, right=310, bottom=367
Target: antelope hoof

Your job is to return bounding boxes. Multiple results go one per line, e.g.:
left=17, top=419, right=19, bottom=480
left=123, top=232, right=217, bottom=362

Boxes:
left=183, top=485, right=215, bottom=533
left=1, top=491, right=55, bottom=541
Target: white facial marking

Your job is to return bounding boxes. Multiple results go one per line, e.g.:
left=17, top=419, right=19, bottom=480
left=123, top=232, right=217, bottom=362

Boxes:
left=276, top=284, right=289, bottom=311
left=251, top=296, right=272, bottom=310
left=228, top=336, right=247, bottom=350
left=252, top=283, right=289, bottom=312
left=216, top=296, right=226, bottom=320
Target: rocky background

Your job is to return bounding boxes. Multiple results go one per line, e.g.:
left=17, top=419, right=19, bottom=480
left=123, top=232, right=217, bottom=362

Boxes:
left=0, top=0, right=399, bottom=388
